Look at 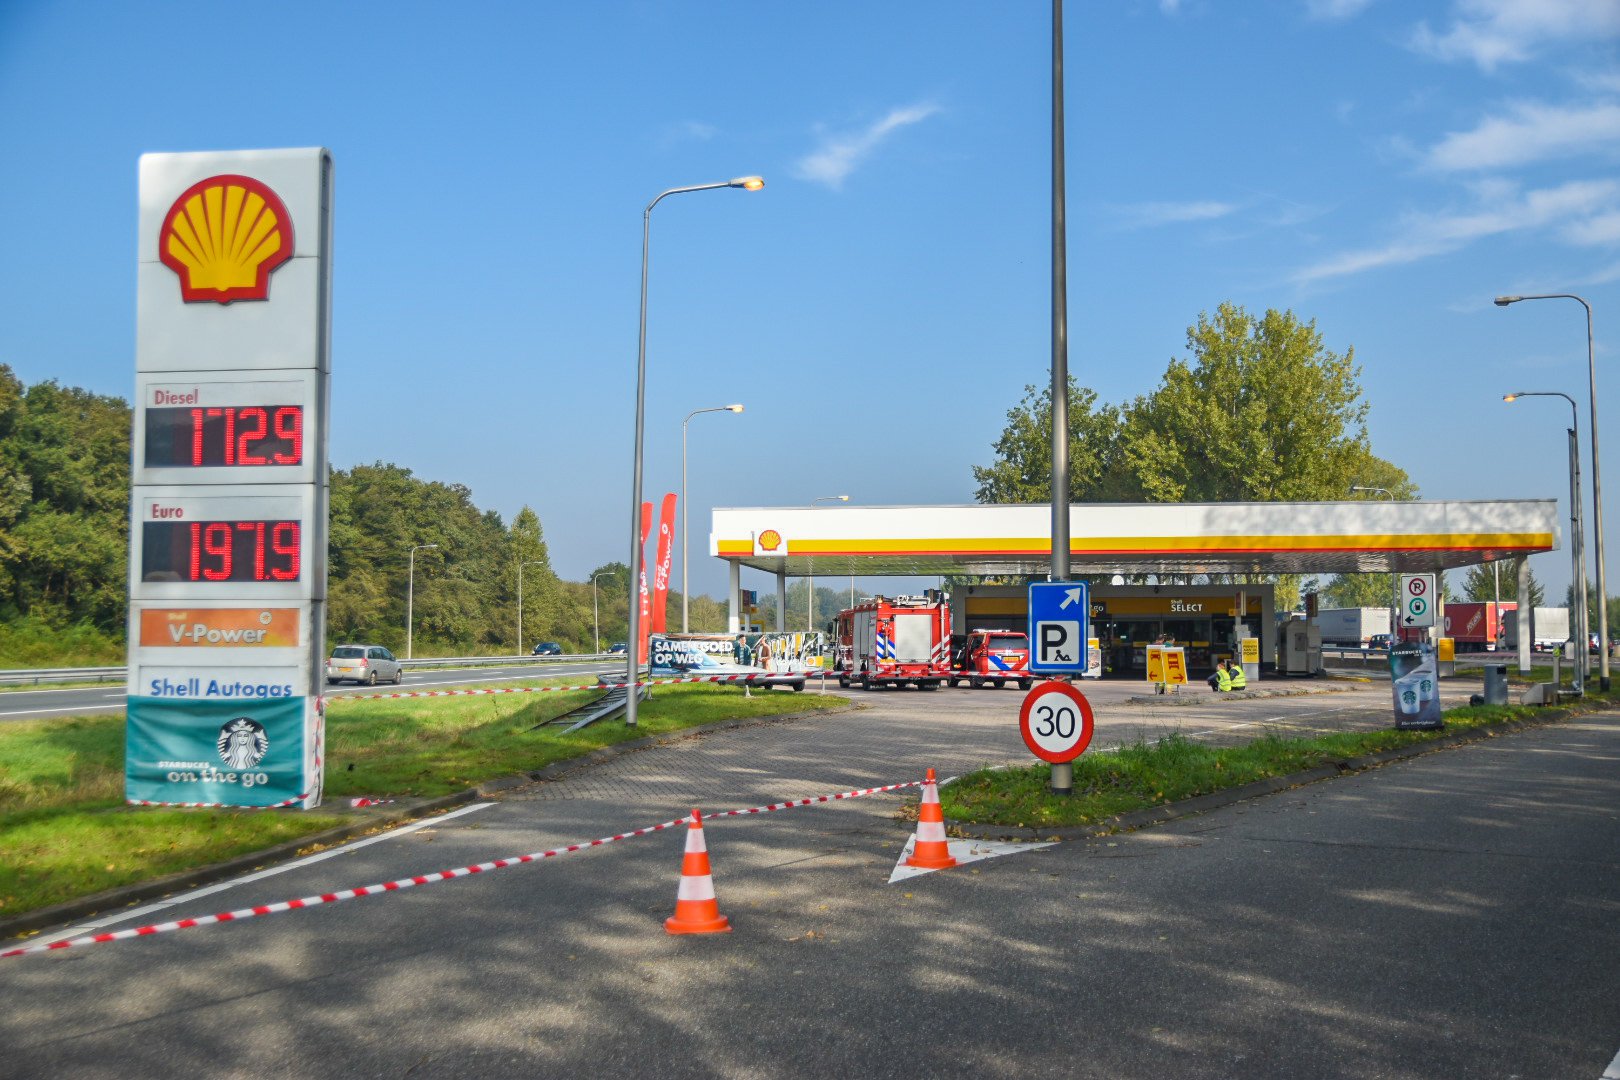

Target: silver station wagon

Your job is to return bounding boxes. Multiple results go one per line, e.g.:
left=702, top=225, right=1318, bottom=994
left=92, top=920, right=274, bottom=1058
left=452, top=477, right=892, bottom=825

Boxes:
left=326, top=644, right=403, bottom=685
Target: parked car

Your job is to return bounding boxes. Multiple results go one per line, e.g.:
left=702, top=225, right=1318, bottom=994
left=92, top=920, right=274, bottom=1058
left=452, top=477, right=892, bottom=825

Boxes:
left=605, top=642, right=628, bottom=656
left=1367, top=633, right=1393, bottom=651
left=327, top=644, right=403, bottom=685
left=531, top=641, right=562, bottom=656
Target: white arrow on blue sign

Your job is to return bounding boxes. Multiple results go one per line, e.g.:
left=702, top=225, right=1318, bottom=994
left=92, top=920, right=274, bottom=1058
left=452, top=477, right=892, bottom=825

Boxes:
left=1027, top=581, right=1090, bottom=675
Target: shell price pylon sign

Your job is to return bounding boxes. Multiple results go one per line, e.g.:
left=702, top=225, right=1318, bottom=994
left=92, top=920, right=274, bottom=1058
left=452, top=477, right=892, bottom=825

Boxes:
left=159, top=175, right=293, bottom=304
left=130, top=148, right=333, bottom=811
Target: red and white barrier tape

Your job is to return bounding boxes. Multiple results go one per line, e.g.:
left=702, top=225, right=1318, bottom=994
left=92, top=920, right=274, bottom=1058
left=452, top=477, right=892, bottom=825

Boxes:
left=127, top=793, right=310, bottom=810
left=1, top=778, right=927, bottom=960
left=341, top=671, right=828, bottom=702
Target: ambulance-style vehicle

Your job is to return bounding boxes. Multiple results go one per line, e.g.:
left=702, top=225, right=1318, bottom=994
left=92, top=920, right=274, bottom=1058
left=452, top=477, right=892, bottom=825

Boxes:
left=833, top=593, right=952, bottom=690
left=947, top=630, right=1033, bottom=690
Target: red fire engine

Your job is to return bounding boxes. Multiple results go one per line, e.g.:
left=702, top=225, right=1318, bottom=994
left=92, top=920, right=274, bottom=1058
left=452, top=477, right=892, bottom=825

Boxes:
left=834, top=593, right=952, bottom=690
left=947, top=629, right=1033, bottom=690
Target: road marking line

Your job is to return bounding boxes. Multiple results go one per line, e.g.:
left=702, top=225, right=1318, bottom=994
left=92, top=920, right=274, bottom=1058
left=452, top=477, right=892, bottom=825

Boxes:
left=1603, top=1044, right=1620, bottom=1079
left=0, top=704, right=129, bottom=719
left=34, top=802, right=496, bottom=945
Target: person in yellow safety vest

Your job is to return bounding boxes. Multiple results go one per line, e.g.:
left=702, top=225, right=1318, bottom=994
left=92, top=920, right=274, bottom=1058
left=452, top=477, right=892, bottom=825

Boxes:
left=1228, top=659, right=1247, bottom=691
left=1208, top=662, right=1232, bottom=693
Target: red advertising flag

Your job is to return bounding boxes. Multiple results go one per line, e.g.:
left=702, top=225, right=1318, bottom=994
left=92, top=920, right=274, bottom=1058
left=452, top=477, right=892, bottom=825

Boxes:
left=651, top=493, right=677, bottom=634
left=638, top=502, right=653, bottom=665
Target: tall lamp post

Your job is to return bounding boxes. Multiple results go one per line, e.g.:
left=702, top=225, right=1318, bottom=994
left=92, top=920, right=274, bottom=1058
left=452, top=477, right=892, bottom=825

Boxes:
left=516, top=559, right=547, bottom=656
left=1350, top=486, right=1399, bottom=641
left=626, top=175, right=764, bottom=729
left=1505, top=391, right=1588, bottom=692
left=1497, top=293, right=1608, bottom=689
left=807, top=495, right=849, bottom=632
left=682, top=404, right=744, bottom=632
left=590, top=570, right=611, bottom=656
left=406, top=543, right=439, bottom=660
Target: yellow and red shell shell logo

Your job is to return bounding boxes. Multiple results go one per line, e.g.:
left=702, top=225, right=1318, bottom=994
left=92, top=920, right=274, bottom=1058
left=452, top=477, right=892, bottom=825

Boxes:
left=159, top=175, right=293, bottom=304
left=758, top=529, right=782, bottom=552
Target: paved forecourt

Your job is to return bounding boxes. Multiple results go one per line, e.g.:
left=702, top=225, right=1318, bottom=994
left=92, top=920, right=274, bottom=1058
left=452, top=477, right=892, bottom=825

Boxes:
left=1, top=675, right=1533, bottom=1079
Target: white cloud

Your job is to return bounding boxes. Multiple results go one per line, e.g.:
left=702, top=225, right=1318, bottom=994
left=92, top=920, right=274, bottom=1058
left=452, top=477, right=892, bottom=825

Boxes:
left=1111, top=200, right=1238, bottom=228
left=1411, top=0, right=1620, bottom=71
left=1306, top=0, right=1375, bottom=20
left=1563, top=210, right=1620, bottom=245
left=656, top=120, right=717, bottom=149
left=1294, top=178, right=1620, bottom=283
left=793, top=104, right=941, bottom=189
left=1160, top=0, right=1184, bottom=13
left=1426, top=101, right=1620, bottom=170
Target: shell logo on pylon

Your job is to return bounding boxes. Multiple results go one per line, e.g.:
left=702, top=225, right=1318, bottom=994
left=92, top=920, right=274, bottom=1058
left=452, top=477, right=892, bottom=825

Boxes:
left=758, top=529, right=782, bottom=552
left=159, top=175, right=294, bottom=304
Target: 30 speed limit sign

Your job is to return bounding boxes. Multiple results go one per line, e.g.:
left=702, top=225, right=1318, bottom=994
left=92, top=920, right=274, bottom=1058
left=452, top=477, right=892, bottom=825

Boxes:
left=1018, top=680, right=1095, bottom=763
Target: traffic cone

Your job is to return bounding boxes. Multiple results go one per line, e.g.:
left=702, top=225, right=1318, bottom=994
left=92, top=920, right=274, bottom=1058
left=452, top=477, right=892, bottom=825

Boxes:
left=664, top=809, right=732, bottom=934
left=906, top=768, right=958, bottom=870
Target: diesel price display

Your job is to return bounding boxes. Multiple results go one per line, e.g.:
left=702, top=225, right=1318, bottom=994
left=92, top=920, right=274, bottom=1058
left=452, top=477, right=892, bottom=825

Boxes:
left=144, top=404, right=303, bottom=468
left=141, top=520, right=301, bottom=583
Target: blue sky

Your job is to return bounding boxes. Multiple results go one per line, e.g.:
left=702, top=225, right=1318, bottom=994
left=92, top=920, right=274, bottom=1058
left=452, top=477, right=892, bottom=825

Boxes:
left=1, top=0, right=1618, bottom=601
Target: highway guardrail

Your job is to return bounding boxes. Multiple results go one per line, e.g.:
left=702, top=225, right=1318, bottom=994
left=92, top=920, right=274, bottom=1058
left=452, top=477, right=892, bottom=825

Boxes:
left=0, top=653, right=616, bottom=688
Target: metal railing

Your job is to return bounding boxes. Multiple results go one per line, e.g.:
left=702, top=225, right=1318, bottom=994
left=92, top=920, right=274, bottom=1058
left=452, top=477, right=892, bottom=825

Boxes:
left=0, top=653, right=618, bottom=688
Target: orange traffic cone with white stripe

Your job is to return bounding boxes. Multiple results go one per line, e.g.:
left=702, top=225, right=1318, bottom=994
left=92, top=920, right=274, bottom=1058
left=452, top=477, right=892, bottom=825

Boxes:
left=906, top=768, right=958, bottom=870
left=664, top=809, right=732, bottom=934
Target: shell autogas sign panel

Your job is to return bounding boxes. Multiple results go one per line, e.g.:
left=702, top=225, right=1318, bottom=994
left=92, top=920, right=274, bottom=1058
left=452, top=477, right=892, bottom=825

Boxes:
left=128, top=148, right=332, bottom=811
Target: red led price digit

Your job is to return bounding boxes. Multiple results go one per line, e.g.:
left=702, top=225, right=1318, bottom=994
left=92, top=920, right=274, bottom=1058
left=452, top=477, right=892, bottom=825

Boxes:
left=196, top=522, right=233, bottom=580
left=270, top=522, right=300, bottom=580
left=236, top=407, right=268, bottom=466
left=190, top=409, right=206, bottom=467
left=272, top=407, right=302, bottom=465
left=236, top=521, right=267, bottom=579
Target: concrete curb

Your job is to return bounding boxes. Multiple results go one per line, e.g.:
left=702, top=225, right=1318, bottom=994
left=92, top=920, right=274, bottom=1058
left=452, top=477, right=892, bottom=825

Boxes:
left=1121, top=684, right=1352, bottom=707
left=946, top=701, right=1612, bottom=842
left=2, top=697, right=861, bottom=942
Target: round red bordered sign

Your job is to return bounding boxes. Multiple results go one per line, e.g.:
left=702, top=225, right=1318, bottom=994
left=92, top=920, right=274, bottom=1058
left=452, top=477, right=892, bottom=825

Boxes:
left=1018, top=680, right=1095, bottom=763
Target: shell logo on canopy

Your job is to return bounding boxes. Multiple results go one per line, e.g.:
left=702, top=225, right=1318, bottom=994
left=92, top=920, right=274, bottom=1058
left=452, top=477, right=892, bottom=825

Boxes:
left=755, top=529, right=783, bottom=556
left=159, top=174, right=294, bottom=304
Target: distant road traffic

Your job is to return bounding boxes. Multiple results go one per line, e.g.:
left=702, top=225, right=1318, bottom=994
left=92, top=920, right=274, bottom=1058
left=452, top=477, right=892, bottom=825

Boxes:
left=0, top=661, right=625, bottom=723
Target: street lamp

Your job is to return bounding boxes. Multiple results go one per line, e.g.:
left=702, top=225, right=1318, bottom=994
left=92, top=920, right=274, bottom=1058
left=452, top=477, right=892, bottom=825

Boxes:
left=406, top=543, right=439, bottom=660
left=626, top=176, right=763, bottom=729
left=1497, top=293, right=1608, bottom=689
left=590, top=570, right=612, bottom=656
left=1350, top=486, right=1399, bottom=642
left=1505, top=391, right=1588, bottom=691
left=516, top=559, right=548, bottom=656
left=807, top=496, right=850, bottom=632
left=682, top=404, right=744, bottom=633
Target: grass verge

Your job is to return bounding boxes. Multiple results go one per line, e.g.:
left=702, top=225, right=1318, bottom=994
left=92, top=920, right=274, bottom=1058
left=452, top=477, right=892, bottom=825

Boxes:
left=940, top=694, right=1616, bottom=832
left=0, top=681, right=845, bottom=921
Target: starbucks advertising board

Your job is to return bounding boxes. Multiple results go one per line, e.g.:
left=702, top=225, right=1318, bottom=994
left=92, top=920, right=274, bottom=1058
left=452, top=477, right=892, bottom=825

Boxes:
left=126, top=149, right=333, bottom=809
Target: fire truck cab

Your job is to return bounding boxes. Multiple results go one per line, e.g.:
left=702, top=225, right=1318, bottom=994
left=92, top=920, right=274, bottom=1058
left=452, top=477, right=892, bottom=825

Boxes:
left=948, top=630, right=1032, bottom=690
left=833, top=593, right=952, bottom=691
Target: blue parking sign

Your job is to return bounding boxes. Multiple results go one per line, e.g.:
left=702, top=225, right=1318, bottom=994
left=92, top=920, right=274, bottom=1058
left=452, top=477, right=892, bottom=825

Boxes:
left=1028, top=581, right=1090, bottom=675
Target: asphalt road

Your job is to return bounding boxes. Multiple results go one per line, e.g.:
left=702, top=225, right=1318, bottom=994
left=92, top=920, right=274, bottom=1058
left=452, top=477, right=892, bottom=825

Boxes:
left=0, top=661, right=623, bottom=722
left=4, top=683, right=1616, bottom=1078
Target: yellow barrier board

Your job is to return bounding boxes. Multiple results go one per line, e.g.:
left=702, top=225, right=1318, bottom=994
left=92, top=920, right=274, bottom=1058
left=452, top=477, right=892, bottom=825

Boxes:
left=1163, top=647, right=1188, bottom=685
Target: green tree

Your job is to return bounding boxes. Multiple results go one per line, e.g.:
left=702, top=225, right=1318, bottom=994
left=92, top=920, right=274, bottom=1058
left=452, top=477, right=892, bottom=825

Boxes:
left=1462, top=558, right=1542, bottom=606
left=1118, top=303, right=1376, bottom=502
left=972, top=380, right=1127, bottom=503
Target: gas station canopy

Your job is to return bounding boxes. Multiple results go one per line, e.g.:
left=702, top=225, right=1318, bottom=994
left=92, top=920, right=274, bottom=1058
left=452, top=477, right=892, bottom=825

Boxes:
left=711, top=500, right=1560, bottom=578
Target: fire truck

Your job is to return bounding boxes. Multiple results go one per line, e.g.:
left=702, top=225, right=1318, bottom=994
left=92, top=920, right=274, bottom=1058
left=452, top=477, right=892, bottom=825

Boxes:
left=947, top=630, right=1033, bottom=690
left=834, top=593, right=952, bottom=690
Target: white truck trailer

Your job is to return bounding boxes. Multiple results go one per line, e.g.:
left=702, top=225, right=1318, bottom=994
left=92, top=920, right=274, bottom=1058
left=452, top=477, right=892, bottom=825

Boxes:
left=1503, top=607, right=1571, bottom=652
left=1313, top=607, right=1390, bottom=647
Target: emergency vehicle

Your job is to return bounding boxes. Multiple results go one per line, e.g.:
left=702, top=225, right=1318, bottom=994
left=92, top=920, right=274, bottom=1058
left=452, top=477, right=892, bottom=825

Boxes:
left=834, top=593, right=952, bottom=690
left=947, top=630, right=1033, bottom=690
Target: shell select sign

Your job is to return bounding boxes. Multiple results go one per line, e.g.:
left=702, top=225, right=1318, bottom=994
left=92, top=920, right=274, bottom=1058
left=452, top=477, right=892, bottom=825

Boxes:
left=159, top=175, right=293, bottom=304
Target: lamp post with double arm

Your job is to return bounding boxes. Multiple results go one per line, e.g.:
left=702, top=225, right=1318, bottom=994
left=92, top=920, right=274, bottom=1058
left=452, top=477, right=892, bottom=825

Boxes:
left=1497, top=293, right=1607, bottom=688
